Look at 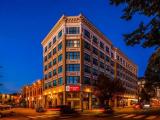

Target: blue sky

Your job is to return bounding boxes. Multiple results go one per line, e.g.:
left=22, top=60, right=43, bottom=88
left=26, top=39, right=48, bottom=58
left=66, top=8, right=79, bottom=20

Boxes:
left=0, top=0, right=154, bottom=93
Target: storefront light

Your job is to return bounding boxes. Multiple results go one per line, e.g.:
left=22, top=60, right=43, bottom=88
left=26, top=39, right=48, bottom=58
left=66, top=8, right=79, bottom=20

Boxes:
left=85, top=88, right=91, bottom=93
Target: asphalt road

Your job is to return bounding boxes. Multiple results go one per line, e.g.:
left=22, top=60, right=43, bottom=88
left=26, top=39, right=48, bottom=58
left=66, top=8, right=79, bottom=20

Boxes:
left=1, top=112, right=160, bottom=120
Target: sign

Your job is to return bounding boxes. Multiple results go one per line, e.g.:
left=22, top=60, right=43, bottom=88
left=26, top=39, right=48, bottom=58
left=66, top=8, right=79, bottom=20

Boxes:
left=66, top=85, right=80, bottom=92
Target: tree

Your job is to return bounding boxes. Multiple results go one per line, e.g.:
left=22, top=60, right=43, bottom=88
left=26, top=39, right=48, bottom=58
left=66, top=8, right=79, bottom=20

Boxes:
left=145, top=48, right=160, bottom=94
left=110, top=0, right=160, bottom=48
left=96, top=74, right=125, bottom=106
left=140, top=82, right=155, bottom=102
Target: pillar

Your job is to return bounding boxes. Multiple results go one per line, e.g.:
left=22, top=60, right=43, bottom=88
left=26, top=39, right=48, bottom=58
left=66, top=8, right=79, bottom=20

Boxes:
left=89, top=93, right=92, bottom=110
left=63, top=91, right=66, bottom=105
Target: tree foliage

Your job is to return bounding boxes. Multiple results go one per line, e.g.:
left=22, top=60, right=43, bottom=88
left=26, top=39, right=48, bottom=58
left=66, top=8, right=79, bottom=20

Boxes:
left=96, top=74, right=125, bottom=105
left=110, top=0, right=160, bottom=48
left=145, top=48, right=160, bottom=85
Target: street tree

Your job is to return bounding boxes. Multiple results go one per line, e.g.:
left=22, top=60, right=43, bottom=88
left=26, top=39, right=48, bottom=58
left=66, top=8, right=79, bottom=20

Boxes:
left=110, top=0, right=160, bottom=48
left=96, top=74, right=125, bottom=106
left=145, top=48, right=160, bottom=91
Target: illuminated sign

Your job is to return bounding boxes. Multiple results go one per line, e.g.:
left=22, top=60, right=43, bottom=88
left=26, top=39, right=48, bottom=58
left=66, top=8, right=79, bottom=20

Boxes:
left=66, top=85, right=80, bottom=91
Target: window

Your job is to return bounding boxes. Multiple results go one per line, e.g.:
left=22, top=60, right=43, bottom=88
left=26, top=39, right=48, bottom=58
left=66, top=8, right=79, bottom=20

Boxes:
left=84, top=53, right=90, bottom=62
left=106, top=65, right=110, bottom=71
left=84, top=29, right=90, bottom=39
left=53, top=37, right=56, bottom=44
left=93, top=58, right=98, bottom=66
left=117, top=55, right=119, bottom=60
left=48, top=82, right=52, bottom=88
left=53, top=69, right=57, bottom=76
left=84, top=41, right=90, bottom=50
left=44, top=46, right=47, bottom=52
left=66, top=52, right=80, bottom=60
left=92, top=47, right=98, bottom=55
left=106, top=46, right=109, bottom=53
left=48, top=71, right=52, bottom=78
left=66, top=40, right=80, bottom=48
left=110, top=60, right=115, bottom=67
left=93, top=36, right=98, bottom=44
left=53, top=47, right=56, bottom=55
left=44, top=56, right=47, bottom=62
left=58, top=66, right=63, bottom=73
left=58, top=42, right=62, bottom=51
left=48, top=51, right=52, bottom=59
left=100, top=51, right=104, bottom=59
left=100, top=42, right=104, bottom=49
left=48, top=61, right=52, bottom=68
left=53, top=80, right=57, bottom=86
left=66, top=76, right=80, bottom=84
left=111, top=52, right=114, bottom=58
left=66, top=27, right=80, bottom=34
left=92, top=68, right=98, bottom=76
left=84, top=77, right=91, bottom=85
left=66, top=64, right=80, bottom=71
left=48, top=42, right=52, bottom=48
left=58, top=54, right=62, bottom=62
left=44, top=74, right=48, bottom=80
left=58, top=77, right=63, bottom=85
left=44, top=65, right=47, bottom=71
left=100, top=62, right=104, bottom=69
left=84, top=65, right=91, bottom=73
left=106, top=55, right=110, bottom=62
left=58, top=30, right=62, bottom=39
left=53, top=58, right=56, bottom=65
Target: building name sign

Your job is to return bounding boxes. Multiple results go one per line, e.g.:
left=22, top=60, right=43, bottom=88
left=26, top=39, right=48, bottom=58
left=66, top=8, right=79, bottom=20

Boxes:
left=66, top=85, right=80, bottom=92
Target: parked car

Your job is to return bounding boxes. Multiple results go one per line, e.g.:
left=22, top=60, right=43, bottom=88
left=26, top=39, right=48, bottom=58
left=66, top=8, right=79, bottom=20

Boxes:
left=143, top=103, right=151, bottom=109
left=0, top=105, right=14, bottom=118
left=133, top=103, right=143, bottom=109
left=59, top=105, right=79, bottom=115
left=103, top=105, right=114, bottom=114
left=36, top=107, right=46, bottom=113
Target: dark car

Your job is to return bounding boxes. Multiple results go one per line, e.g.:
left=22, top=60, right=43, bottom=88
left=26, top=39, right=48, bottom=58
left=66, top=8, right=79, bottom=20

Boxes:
left=103, top=105, right=114, bottom=114
left=36, top=107, right=46, bottom=113
left=59, top=105, right=79, bottom=115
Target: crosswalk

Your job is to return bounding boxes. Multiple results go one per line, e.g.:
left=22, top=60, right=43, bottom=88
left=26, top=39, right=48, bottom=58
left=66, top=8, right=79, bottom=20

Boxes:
left=26, top=113, right=159, bottom=119
left=26, top=114, right=73, bottom=119
left=113, top=113, right=158, bottom=119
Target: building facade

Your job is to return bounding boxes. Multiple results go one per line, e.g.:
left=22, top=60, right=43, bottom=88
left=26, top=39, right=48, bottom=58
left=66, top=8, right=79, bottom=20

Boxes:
left=0, top=94, right=14, bottom=104
left=22, top=79, right=43, bottom=108
left=41, top=14, right=138, bottom=109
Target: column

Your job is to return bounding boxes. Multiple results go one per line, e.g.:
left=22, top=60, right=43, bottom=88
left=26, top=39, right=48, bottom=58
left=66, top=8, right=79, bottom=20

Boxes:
left=89, top=93, right=92, bottom=110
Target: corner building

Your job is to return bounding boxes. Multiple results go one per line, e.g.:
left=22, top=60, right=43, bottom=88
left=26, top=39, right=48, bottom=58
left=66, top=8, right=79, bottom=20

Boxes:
left=41, top=14, right=138, bottom=109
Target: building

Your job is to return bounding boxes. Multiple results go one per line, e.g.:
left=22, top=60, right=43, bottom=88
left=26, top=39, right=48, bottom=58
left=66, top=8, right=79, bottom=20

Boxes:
left=41, top=14, right=138, bottom=109
left=0, top=94, right=13, bottom=104
left=0, top=93, right=21, bottom=105
left=22, top=79, right=43, bottom=108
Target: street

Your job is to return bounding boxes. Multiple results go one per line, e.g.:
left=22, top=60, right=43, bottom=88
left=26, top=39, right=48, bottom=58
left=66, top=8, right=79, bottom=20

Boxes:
left=1, top=108, right=160, bottom=120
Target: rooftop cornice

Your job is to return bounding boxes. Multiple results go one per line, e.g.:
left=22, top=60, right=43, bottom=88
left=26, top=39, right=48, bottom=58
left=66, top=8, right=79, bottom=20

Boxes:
left=114, top=47, right=137, bottom=68
left=41, top=15, right=66, bottom=45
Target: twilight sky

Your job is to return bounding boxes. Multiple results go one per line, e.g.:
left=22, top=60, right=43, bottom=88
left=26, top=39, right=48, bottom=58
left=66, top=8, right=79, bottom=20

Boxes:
left=0, top=0, right=154, bottom=93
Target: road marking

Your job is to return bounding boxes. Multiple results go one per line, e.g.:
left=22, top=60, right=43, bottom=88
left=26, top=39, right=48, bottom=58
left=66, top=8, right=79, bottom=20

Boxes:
left=123, top=114, right=136, bottom=118
left=27, top=114, right=57, bottom=119
left=133, top=115, right=145, bottom=119
left=145, top=115, right=157, bottom=119
left=59, top=116, right=73, bottom=119
left=114, top=114, right=128, bottom=117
